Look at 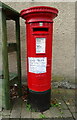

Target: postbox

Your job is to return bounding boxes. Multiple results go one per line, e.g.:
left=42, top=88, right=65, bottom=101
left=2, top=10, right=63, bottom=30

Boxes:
left=20, top=6, right=58, bottom=111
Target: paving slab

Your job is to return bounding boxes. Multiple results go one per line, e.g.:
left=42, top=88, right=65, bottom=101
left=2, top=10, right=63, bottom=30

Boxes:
left=10, top=110, right=21, bottom=118
left=21, top=102, right=32, bottom=118
left=9, top=118, right=21, bottom=120
left=10, top=98, right=22, bottom=118
left=2, top=110, right=11, bottom=116
left=57, top=99, right=68, bottom=110
left=2, top=115, right=10, bottom=118
left=72, top=112, right=77, bottom=119
left=43, top=109, right=54, bottom=118
left=2, top=118, right=9, bottom=120
left=63, top=99, right=75, bottom=107
left=60, top=110, right=72, bottom=118
left=0, top=111, right=2, bottom=116
left=31, top=111, right=42, bottom=118
left=39, top=118, right=63, bottom=120
left=20, top=118, right=33, bottom=120
left=48, top=107, right=63, bottom=118
left=1, top=110, right=10, bottom=119
left=68, top=106, right=75, bottom=113
left=63, top=118, right=75, bottom=120
left=0, top=116, right=2, bottom=120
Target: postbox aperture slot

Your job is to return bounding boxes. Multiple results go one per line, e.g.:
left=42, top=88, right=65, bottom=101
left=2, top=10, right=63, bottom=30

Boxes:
left=33, top=28, right=48, bottom=32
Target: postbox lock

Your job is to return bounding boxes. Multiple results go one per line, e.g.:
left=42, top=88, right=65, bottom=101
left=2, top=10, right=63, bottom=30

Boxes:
left=39, top=22, right=43, bottom=26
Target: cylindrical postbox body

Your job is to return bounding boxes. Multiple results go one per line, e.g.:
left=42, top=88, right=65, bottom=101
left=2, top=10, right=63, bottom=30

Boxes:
left=20, top=6, right=58, bottom=111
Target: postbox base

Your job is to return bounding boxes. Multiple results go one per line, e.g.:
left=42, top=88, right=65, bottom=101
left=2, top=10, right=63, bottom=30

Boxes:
left=27, top=88, right=51, bottom=112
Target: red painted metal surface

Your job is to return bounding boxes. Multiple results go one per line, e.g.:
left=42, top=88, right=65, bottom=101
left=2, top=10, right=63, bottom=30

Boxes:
left=20, top=6, right=58, bottom=92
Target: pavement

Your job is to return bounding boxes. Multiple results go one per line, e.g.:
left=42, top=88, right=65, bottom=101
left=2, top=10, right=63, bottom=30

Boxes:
left=0, top=88, right=76, bottom=120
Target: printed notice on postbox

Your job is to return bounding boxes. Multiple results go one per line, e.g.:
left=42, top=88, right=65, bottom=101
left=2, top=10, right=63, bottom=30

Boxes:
left=36, top=38, right=46, bottom=53
left=28, top=57, right=47, bottom=73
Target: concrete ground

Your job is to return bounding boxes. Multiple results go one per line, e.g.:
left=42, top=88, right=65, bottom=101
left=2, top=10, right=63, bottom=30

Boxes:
left=0, top=88, right=76, bottom=120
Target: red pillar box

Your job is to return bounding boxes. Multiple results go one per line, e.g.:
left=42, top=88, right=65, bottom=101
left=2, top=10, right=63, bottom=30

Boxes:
left=20, top=6, right=58, bottom=112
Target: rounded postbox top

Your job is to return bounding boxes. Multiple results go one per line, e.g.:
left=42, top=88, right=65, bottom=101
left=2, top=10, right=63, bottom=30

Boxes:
left=20, top=6, right=58, bottom=23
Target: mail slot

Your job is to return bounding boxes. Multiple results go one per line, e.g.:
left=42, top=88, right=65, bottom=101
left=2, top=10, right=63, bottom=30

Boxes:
left=20, top=6, right=58, bottom=112
left=33, top=27, right=48, bottom=32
